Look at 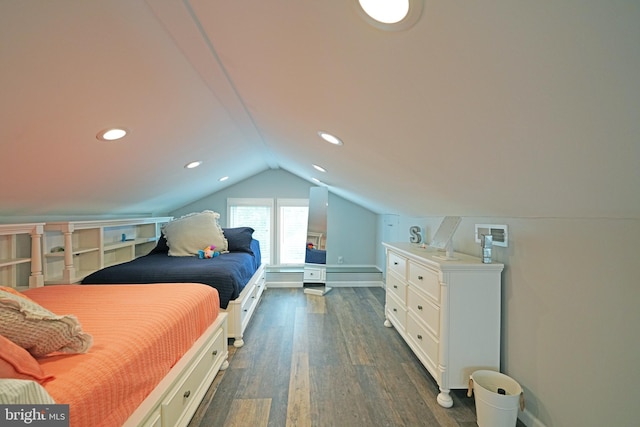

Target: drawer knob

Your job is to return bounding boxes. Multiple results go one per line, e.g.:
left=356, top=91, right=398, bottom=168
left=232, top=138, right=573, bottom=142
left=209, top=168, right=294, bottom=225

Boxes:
left=417, top=305, right=423, bottom=310
left=212, top=350, right=218, bottom=356
left=184, top=390, right=191, bottom=399
left=393, top=308, right=397, bottom=312
left=393, top=262, right=398, bottom=265
left=418, top=275, right=424, bottom=280
left=417, top=334, right=423, bottom=340
left=393, top=285, right=398, bottom=289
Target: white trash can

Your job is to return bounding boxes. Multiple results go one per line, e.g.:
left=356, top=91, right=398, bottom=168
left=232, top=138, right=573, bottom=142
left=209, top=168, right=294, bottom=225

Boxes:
left=468, top=370, right=524, bottom=427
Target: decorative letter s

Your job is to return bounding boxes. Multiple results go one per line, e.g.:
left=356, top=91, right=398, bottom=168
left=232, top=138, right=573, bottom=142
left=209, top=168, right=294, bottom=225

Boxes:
left=409, top=226, right=422, bottom=243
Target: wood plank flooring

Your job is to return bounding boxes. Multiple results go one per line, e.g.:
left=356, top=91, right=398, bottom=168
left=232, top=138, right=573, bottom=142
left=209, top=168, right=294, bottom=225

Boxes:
left=189, top=287, right=522, bottom=427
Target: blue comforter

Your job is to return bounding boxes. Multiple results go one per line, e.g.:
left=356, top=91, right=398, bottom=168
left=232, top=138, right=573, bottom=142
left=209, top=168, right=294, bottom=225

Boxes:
left=82, top=239, right=261, bottom=309
left=305, top=247, right=326, bottom=264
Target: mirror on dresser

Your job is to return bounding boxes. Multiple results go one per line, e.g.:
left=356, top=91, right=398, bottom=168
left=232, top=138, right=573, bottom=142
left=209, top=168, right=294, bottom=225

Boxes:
left=303, top=186, right=330, bottom=295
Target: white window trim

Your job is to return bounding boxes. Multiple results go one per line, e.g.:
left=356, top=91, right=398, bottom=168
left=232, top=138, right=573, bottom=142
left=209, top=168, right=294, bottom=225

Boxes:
left=227, top=198, right=274, bottom=263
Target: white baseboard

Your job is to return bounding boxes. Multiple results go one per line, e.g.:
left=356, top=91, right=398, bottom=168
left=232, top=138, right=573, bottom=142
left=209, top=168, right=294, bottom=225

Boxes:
left=328, top=281, right=383, bottom=288
left=265, top=281, right=383, bottom=289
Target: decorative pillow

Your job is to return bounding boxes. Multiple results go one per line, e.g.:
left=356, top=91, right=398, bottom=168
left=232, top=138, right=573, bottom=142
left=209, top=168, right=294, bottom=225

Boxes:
left=0, top=290, right=93, bottom=358
left=0, top=335, right=54, bottom=384
left=223, top=227, right=255, bottom=254
left=162, top=210, right=228, bottom=257
left=0, top=379, right=57, bottom=404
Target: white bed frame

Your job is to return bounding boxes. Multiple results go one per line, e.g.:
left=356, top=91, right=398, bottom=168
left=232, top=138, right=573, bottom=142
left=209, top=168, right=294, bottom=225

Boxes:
left=224, top=263, right=266, bottom=347
left=123, top=264, right=266, bottom=426
left=123, top=312, right=229, bottom=427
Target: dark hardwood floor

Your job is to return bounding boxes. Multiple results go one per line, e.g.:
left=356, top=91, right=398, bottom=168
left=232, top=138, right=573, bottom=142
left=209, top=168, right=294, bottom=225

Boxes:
left=189, top=287, right=521, bottom=427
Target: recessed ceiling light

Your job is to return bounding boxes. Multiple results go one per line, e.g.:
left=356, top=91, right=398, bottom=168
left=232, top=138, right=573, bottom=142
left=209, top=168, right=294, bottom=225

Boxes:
left=312, top=178, right=329, bottom=187
left=313, top=164, right=327, bottom=173
left=185, top=161, right=202, bottom=169
left=219, top=176, right=229, bottom=182
left=96, top=127, right=128, bottom=141
left=318, top=131, right=343, bottom=146
left=358, top=0, right=409, bottom=24
left=354, top=0, right=423, bottom=31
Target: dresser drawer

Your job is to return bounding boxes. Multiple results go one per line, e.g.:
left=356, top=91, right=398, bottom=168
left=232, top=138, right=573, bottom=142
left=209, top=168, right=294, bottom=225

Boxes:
left=407, top=313, right=439, bottom=376
left=255, top=267, right=266, bottom=291
left=239, top=285, right=256, bottom=329
left=245, top=265, right=265, bottom=315
left=161, top=327, right=226, bottom=426
left=408, top=287, right=440, bottom=338
left=387, top=251, right=407, bottom=279
left=408, top=261, right=440, bottom=302
left=386, top=271, right=407, bottom=304
left=386, top=292, right=407, bottom=331
left=303, top=266, right=325, bottom=282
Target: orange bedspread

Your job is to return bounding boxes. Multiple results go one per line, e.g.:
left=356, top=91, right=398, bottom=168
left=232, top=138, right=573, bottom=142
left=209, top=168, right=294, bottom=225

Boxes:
left=23, top=283, right=220, bottom=427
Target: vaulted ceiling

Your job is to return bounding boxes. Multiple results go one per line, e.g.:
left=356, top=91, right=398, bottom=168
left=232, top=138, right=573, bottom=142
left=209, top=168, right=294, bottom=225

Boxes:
left=1, top=1, right=638, bottom=219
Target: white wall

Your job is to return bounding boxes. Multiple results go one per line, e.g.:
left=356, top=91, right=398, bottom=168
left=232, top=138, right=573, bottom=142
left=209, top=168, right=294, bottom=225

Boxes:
left=377, top=215, right=640, bottom=427
left=171, top=169, right=311, bottom=223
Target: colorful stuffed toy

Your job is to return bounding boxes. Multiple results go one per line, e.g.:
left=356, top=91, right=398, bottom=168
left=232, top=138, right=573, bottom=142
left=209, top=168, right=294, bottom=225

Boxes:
left=198, top=245, right=220, bottom=259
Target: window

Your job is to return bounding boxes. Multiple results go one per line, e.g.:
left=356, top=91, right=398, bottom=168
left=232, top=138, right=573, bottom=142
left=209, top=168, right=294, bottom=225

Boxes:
left=278, top=199, right=309, bottom=264
left=227, top=198, right=308, bottom=265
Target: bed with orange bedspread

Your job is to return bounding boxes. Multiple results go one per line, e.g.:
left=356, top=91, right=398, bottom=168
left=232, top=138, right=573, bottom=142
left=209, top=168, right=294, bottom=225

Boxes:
left=20, top=283, right=228, bottom=427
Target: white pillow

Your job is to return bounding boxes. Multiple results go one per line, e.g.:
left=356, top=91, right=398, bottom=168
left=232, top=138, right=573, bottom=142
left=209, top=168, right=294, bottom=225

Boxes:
left=0, top=290, right=93, bottom=358
left=162, top=210, right=228, bottom=257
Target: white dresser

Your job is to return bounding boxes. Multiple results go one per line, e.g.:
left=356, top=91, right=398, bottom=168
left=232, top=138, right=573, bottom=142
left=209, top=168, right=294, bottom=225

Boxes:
left=382, top=242, right=504, bottom=408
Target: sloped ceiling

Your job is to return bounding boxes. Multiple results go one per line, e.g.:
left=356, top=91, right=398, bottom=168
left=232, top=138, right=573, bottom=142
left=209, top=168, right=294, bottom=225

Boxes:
left=1, top=1, right=638, bottom=219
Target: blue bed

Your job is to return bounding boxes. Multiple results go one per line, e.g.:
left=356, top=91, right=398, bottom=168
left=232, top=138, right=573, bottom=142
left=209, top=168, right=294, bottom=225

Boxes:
left=82, top=236, right=261, bottom=309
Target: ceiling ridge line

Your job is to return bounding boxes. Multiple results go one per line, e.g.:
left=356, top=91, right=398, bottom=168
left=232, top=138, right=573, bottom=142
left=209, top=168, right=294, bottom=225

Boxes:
left=181, top=0, right=279, bottom=169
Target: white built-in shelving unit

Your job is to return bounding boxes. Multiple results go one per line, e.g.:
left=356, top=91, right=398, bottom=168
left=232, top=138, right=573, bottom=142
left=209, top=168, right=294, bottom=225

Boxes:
left=0, top=223, right=45, bottom=290
left=42, top=217, right=171, bottom=284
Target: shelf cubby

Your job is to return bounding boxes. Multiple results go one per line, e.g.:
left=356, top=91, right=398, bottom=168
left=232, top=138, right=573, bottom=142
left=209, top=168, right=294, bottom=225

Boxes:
left=0, top=223, right=45, bottom=290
